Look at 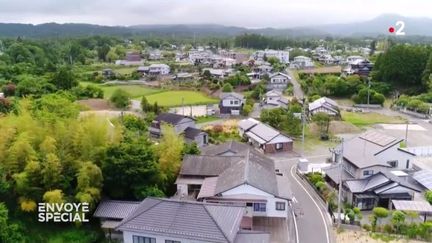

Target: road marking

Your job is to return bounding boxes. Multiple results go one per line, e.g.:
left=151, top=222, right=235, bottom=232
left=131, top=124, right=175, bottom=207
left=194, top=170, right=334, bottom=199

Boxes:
left=292, top=196, right=298, bottom=203
left=290, top=165, right=330, bottom=243
left=291, top=204, right=300, bottom=243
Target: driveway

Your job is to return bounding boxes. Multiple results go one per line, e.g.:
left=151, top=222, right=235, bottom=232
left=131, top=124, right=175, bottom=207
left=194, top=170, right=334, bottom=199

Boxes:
left=274, top=157, right=334, bottom=243
left=287, top=69, right=304, bottom=99
left=253, top=217, right=290, bottom=243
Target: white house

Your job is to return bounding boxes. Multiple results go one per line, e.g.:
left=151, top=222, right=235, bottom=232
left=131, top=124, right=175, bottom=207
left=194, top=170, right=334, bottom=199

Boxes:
left=219, top=92, right=245, bottom=115
left=148, top=64, right=170, bottom=75
left=262, top=90, right=289, bottom=108
left=197, top=150, right=292, bottom=218
left=267, top=72, right=291, bottom=90
left=289, top=56, right=314, bottom=69
left=308, top=97, right=340, bottom=116
left=253, top=49, right=290, bottom=64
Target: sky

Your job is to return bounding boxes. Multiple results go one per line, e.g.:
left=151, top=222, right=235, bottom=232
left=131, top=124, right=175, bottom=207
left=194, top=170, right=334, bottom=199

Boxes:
left=0, top=0, right=430, bottom=28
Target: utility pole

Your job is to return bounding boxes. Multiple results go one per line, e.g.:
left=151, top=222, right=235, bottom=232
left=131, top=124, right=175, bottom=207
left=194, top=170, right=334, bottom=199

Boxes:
left=336, top=138, right=344, bottom=227
left=405, top=120, right=409, bottom=146
left=182, top=97, right=185, bottom=116
left=367, top=77, right=371, bottom=111
left=301, top=97, right=306, bottom=157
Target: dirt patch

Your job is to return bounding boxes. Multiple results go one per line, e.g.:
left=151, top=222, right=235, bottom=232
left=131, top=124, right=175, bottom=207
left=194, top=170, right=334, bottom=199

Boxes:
left=77, top=99, right=116, bottom=111
left=336, top=229, right=424, bottom=243
left=309, top=121, right=361, bottom=136
left=299, top=66, right=342, bottom=74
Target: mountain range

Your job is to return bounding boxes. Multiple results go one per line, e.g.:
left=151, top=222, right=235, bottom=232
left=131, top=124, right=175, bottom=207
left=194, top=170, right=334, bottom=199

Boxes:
left=0, top=14, right=431, bottom=38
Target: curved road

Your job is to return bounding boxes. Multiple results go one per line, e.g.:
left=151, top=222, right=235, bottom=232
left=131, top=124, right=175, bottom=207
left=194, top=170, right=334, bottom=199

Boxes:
left=274, top=157, right=334, bottom=243
left=286, top=69, right=304, bottom=99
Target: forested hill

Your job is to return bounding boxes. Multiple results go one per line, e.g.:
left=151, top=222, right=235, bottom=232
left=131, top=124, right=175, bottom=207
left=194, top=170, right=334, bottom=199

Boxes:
left=1, top=14, right=432, bottom=38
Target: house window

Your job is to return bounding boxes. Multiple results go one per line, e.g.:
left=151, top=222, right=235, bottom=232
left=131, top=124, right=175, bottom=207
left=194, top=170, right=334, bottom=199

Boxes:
left=363, top=170, right=373, bottom=176
left=276, top=143, right=283, bottom=150
left=276, top=202, right=286, bottom=211
left=387, top=160, right=398, bottom=168
left=234, top=100, right=239, bottom=105
left=166, top=240, right=181, bottom=243
left=133, top=236, right=156, bottom=243
left=253, top=203, right=266, bottom=212
left=230, top=100, right=234, bottom=105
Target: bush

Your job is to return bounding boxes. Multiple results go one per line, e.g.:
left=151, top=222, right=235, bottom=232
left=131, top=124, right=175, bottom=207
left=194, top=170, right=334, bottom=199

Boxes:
left=222, top=83, right=233, bottom=92
left=242, top=104, right=253, bottom=116
left=383, top=224, right=393, bottom=234
left=315, top=181, right=325, bottom=191
left=110, top=89, right=130, bottom=109
left=362, top=224, right=372, bottom=231
left=308, top=172, right=324, bottom=185
left=426, top=190, right=432, bottom=204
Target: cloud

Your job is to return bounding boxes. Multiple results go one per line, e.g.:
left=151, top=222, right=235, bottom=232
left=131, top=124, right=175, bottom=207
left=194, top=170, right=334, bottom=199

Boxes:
left=0, top=0, right=430, bottom=27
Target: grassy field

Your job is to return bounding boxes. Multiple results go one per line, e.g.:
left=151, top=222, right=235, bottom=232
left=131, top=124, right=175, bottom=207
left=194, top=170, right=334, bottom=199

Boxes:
left=342, top=111, right=407, bottom=127
left=145, top=90, right=218, bottom=107
left=196, top=115, right=220, bottom=124
left=80, top=82, right=162, bottom=98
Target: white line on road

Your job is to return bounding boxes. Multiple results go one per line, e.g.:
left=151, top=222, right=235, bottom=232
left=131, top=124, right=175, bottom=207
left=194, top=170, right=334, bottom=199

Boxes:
left=290, top=165, right=330, bottom=243
left=291, top=204, right=299, bottom=243
left=292, top=196, right=298, bottom=203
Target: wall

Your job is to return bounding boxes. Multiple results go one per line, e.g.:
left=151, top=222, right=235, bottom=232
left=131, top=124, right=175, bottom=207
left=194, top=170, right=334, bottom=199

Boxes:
left=123, top=231, right=206, bottom=243
left=375, top=145, right=414, bottom=171
left=222, top=184, right=288, bottom=218
left=222, top=97, right=242, bottom=107
left=263, top=142, right=293, bottom=153
left=174, top=118, right=196, bottom=134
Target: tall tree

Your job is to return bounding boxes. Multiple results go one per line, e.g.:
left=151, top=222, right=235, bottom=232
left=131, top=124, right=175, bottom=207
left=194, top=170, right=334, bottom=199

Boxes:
left=51, top=66, right=78, bottom=90
left=155, top=125, right=184, bottom=183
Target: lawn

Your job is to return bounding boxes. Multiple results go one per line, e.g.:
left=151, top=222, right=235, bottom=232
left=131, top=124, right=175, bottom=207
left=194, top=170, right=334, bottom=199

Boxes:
left=342, top=111, right=407, bottom=127
left=80, top=82, right=162, bottom=99
left=145, top=91, right=218, bottom=107
left=196, top=115, right=220, bottom=124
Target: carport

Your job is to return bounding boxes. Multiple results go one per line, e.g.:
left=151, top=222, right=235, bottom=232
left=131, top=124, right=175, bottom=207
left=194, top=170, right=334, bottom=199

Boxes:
left=392, top=200, right=432, bottom=222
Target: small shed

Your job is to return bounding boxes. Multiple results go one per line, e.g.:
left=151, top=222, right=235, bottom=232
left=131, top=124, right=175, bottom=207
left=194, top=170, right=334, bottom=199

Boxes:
left=392, top=200, right=432, bottom=222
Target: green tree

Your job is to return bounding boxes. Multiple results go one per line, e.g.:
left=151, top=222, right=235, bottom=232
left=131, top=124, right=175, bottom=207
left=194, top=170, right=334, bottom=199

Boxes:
left=182, top=142, right=200, bottom=155
left=222, top=83, right=233, bottom=92
left=43, top=189, right=64, bottom=204
left=102, top=135, right=161, bottom=199
left=110, top=89, right=130, bottom=109
left=41, top=153, right=62, bottom=190
left=141, top=96, right=151, bottom=112
left=155, top=125, right=184, bottom=183
left=0, top=203, right=24, bottom=243
left=51, top=66, right=78, bottom=90
left=426, top=190, right=432, bottom=204
left=391, top=210, right=406, bottom=233
left=373, top=207, right=389, bottom=227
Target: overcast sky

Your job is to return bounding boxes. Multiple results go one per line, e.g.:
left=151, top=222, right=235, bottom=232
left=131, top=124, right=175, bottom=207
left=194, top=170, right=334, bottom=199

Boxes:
left=0, top=0, right=430, bottom=28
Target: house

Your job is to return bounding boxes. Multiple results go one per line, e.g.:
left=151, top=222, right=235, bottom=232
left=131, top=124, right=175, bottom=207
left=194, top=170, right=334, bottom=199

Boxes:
left=126, top=52, right=141, bottom=62
left=175, top=142, right=292, bottom=219
left=346, top=55, right=365, bottom=65
left=148, top=49, right=162, bottom=60
left=323, top=131, right=419, bottom=209
left=267, top=72, right=291, bottom=90
left=219, top=92, right=245, bottom=115
left=149, top=113, right=208, bottom=147
left=114, top=197, right=270, bottom=243
left=202, top=68, right=234, bottom=79
left=253, top=50, right=290, bottom=64
left=253, top=64, right=273, bottom=74
left=102, top=68, right=114, bottom=79
left=238, top=118, right=293, bottom=153
left=137, top=66, right=150, bottom=75
left=93, top=200, right=140, bottom=241
left=173, top=72, right=193, bottom=81
left=148, top=64, right=170, bottom=75
left=262, top=90, right=289, bottom=108
left=342, top=171, right=421, bottom=210
left=289, top=56, right=314, bottom=69
left=196, top=150, right=292, bottom=219
left=308, top=97, right=340, bottom=116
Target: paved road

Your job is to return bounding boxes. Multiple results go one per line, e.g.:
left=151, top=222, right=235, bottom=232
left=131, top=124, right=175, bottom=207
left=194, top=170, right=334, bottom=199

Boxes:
left=287, top=69, right=304, bottom=99
left=274, top=157, right=334, bottom=243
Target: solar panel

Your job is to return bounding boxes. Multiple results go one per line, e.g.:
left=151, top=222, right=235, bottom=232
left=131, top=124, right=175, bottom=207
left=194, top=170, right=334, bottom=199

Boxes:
left=413, top=170, right=432, bottom=190
left=359, top=131, right=397, bottom=147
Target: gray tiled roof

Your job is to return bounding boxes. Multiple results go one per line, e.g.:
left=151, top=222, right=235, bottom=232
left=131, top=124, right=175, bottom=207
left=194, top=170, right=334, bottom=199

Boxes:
left=116, top=198, right=245, bottom=243
left=220, top=92, right=244, bottom=100
left=155, top=112, right=194, bottom=125
left=342, top=131, right=404, bottom=169
left=344, top=172, right=421, bottom=194
left=184, top=127, right=206, bottom=139
left=201, top=141, right=252, bottom=156
left=93, top=200, right=140, bottom=220
left=180, top=155, right=242, bottom=176
left=215, top=151, right=279, bottom=196
left=323, top=164, right=354, bottom=183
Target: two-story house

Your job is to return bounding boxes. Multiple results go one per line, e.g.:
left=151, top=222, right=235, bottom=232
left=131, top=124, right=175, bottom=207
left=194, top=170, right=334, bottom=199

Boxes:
left=262, top=90, right=289, bottom=109
left=219, top=92, right=244, bottom=115
left=289, top=56, right=314, bottom=69
left=324, top=131, right=420, bottom=210
left=148, top=64, right=170, bottom=75
left=267, top=72, right=291, bottom=91
left=96, top=197, right=270, bottom=243
left=149, top=113, right=208, bottom=147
